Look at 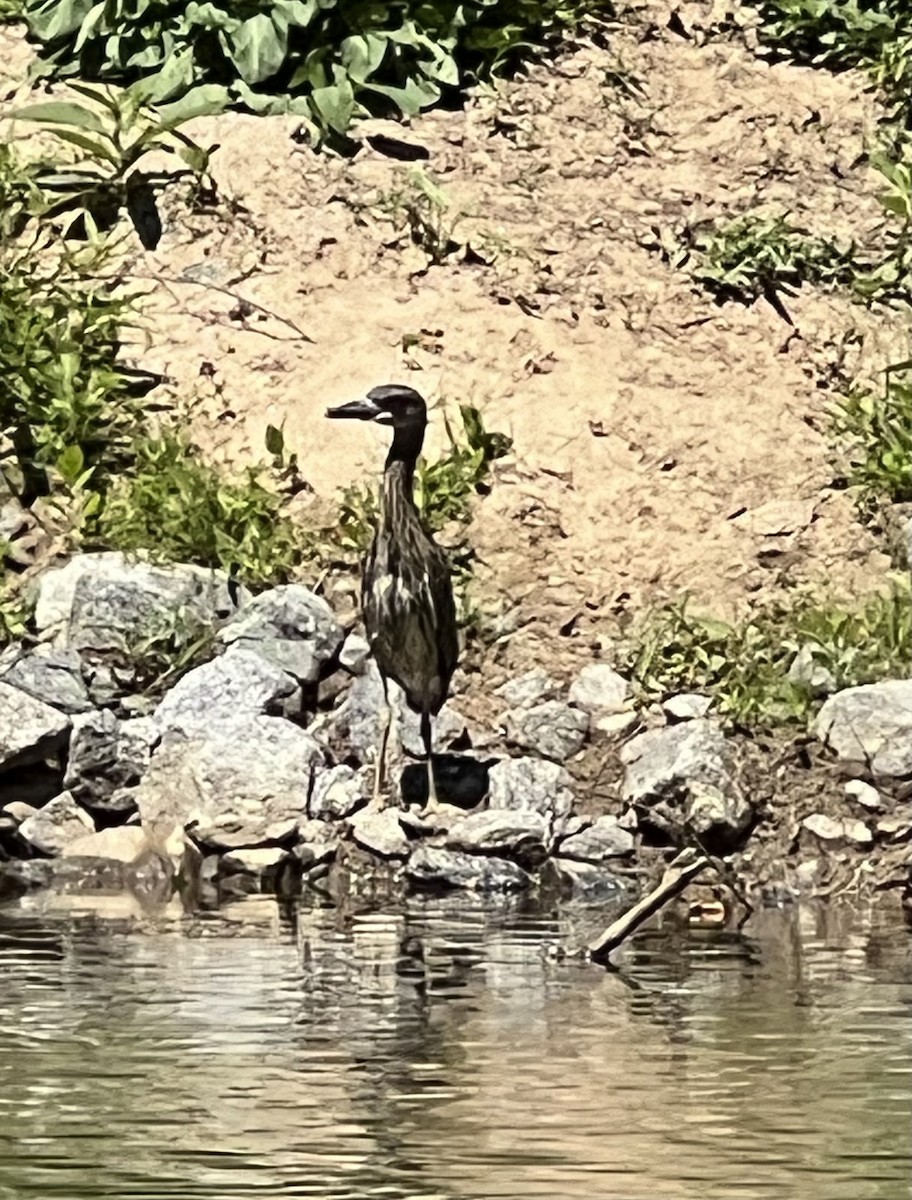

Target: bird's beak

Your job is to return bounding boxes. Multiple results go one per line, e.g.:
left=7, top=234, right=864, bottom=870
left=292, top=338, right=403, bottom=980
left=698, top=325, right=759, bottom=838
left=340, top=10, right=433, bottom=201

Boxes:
left=325, top=398, right=382, bottom=421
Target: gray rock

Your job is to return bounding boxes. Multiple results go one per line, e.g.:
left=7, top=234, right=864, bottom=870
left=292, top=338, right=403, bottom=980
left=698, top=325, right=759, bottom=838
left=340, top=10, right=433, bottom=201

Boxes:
left=556, top=815, right=635, bottom=862
left=787, top=646, right=836, bottom=697
left=349, top=807, right=410, bottom=859
left=569, top=664, right=631, bottom=715
left=2, top=801, right=37, bottom=824
left=19, top=791, right=95, bottom=855
left=814, top=681, right=912, bottom=776
left=662, top=693, right=713, bottom=722
left=0, top=646, right=92, bottom=714
left=397, top=699, right=472, bottom=756
left=446, top=809, right=549, bottom=858
left=62, top=825, right=151, bottom=863
left=153, top=649, right=299, bottom=737
left=487, top=757, right=575, bottom=819
left=801, top=812, right=873, bottom=848
left=621, top=720, right=749, bottom=846
left=339, top=632, right=371, bottom=674
left=503, top=700, right=589, bottom=761
left=686, top=781, right=753, bottom=843
left=406, top=845, right=532, bottom=892
left=621, top=719, right=734, bottom=802
left=0, top=681, right=70, bottom=771
left=218, top=584, right=342, bottom=684
left=34, top=552, right=239, bottom=653
left=63, top=711, right=157, bottom=809
left=593, top=710, right=640, bottom=738
left=313, top=661, right=387, bottom=763
left=137, top=716, right=321, bottom=851
left=495, top=668, right=557, bottom=709
left=309, top=765, right=367, bottom=821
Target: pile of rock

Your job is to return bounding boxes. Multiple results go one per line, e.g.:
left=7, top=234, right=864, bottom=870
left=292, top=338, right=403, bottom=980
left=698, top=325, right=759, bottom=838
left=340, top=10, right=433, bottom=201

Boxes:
left=1, top=552, right=909, bottom=909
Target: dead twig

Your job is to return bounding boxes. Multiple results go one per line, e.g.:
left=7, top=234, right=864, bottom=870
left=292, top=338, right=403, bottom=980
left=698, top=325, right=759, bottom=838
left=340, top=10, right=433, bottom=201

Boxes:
left=587, top=847, right=711, bottom=965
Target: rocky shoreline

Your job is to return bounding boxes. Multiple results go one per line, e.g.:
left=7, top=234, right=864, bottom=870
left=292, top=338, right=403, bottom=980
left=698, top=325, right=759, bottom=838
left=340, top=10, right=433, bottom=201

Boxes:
left=0, top=552, right=910, bottom=918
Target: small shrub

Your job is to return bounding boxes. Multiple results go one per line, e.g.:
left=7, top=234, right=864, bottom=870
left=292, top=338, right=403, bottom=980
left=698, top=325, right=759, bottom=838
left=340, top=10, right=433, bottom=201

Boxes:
left=624, top=584, right=912, bottom=727
left=92, top=430, right=307, bottom=586
left=833, top=362, right=912, bottom=504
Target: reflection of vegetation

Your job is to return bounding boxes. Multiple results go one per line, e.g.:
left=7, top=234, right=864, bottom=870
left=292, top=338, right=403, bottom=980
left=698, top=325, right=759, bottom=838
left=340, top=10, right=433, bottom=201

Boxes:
left=14, top=0, right=613, bottom=144
left=624, top=584, right=912, bottom=727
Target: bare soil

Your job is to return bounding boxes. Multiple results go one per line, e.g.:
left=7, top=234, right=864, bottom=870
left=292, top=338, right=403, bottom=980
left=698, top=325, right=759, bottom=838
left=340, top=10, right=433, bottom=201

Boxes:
left=3, top=2, right=911, bottom=903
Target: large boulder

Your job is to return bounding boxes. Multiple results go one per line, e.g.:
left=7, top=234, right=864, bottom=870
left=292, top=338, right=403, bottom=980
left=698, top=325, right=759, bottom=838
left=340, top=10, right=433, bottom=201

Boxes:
left=487, top=757, right=576, bottom=819
left=63, top=710, right=157, bottom=811
left=137, top=716, right=321, bottom=852
left=152, top=649, right=299, bottom=736
left=814, top=681, right=912, bottom=776
left=621, top=719, right=752, bottom=848
left=502, top=700, right=589, bottom=762
left=218, top=584, right=343, bottom=684
left=33, top=551, right=239, bottom=653
left=406, top=845, right=533, bottom=892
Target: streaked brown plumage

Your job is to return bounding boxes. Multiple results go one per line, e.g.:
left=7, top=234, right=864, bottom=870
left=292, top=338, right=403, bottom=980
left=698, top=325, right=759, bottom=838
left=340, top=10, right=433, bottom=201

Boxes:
left=326, top=385, right=458, bottom=809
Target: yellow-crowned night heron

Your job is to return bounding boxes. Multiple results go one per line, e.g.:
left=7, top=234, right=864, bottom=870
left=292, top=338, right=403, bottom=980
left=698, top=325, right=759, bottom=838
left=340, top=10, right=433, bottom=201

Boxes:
left=326, top=385, right=458, bottom=811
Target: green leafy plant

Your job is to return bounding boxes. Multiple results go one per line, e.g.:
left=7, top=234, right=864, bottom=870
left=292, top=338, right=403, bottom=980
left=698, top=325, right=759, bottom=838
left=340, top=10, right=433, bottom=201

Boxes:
left=0, top=152, right=147, bottom=506
left=382, top=167, right=465, bottom=266
left=17, top=0, right=611, bottom=144
left=748, top=0, right=912, bottom=123
left=125, top=605, right=223, bottom=696
left=833, top=361, right=912, bottom=504
left=11, top=82, right=219, bottom=241
left=675, top=212, right=858, bottom=305
left=625, top=583, right=912, bottom=727
left=92, top=429, right=307, bottom=586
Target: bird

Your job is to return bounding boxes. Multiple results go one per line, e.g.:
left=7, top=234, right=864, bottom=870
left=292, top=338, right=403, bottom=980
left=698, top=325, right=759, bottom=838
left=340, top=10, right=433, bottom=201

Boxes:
left=326, top=384, right=459, bottom=814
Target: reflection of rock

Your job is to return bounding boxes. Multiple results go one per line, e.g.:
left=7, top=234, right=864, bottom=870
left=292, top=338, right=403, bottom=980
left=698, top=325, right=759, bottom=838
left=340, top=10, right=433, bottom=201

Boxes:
left=406, top=845, right=533, bottom=892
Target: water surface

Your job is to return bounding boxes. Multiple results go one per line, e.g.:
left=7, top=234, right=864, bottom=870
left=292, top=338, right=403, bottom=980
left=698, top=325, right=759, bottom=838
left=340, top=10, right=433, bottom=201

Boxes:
left=0, top=891, right=909, bottom=1200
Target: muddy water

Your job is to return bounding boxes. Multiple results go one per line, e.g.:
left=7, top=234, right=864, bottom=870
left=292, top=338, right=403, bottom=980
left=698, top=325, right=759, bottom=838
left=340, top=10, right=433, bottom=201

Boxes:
left=0, top=894, right=909, bottom=1200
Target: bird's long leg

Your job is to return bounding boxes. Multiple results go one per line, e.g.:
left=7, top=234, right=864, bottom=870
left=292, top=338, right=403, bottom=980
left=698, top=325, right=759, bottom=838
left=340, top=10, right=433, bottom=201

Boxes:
left=373, top=673, right=392, bottom=809
left=419, top=706, right=440, bottom=817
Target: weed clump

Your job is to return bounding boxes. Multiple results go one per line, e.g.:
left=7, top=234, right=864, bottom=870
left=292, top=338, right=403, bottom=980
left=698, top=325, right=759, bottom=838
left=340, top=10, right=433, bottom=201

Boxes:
left=624, top=584, right=912, bottom=728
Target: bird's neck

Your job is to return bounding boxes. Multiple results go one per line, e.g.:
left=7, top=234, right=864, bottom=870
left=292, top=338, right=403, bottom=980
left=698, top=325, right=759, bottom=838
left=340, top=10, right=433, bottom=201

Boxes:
left=381, top=424, right=424, bottom=516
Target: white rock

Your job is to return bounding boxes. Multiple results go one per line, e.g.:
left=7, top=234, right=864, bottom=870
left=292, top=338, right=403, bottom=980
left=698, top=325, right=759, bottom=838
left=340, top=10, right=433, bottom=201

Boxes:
left=569, top=664, right=631, bottom=715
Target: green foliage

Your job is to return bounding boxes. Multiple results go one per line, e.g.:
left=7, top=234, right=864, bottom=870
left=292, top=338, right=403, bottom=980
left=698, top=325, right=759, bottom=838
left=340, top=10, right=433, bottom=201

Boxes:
left=748, top=0, right=912, bottom=122
left=380, top=167, right=464, bottom=266
left=0, top=149, right=143, bottom=506
left=92, top=430, right=307, bottom=586
left=337, top=402, right=512, bottom=554
left=625, top=583, right=912, bottom=727
left=833, top=362, right=912, bottom=504
left=0, top=570, right=33, bottom=647
left=11, top=83, right=218, bottom=239
left=676, top=212, right=857, bottom=304
left=16, top=0, right=609, bottom=144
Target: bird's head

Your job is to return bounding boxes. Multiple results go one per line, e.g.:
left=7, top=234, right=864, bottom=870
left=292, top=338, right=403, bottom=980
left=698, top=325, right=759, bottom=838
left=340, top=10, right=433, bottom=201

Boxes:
left=326, top=384, right=427, bottom=429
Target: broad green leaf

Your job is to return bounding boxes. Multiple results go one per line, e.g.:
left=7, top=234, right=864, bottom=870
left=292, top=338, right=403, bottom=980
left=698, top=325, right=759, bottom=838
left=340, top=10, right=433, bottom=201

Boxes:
left=340, top=33, right=388, bottom=82
left=309, top=79, right=355, bottom=134
left=272, top=0, right=318, bottom=31
left=12, top=100, right=107, bottom=131
left=38, top=126, right=120, bottom=165
left=230, top=13, right=287, bottom=85
left=265, top=424, right=285, bottom=456
left=154, top=84, right=231, bottom=128
left=56, top=443, right=84, bottom=484
left=129, top=51, right=196, bottom=105
left=23, top=0, right=92, bottom=41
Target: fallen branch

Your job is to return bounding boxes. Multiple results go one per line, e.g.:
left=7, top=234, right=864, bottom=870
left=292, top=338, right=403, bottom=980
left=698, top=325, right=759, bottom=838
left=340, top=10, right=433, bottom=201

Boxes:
left=587, top=847, right=711, bottom=965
